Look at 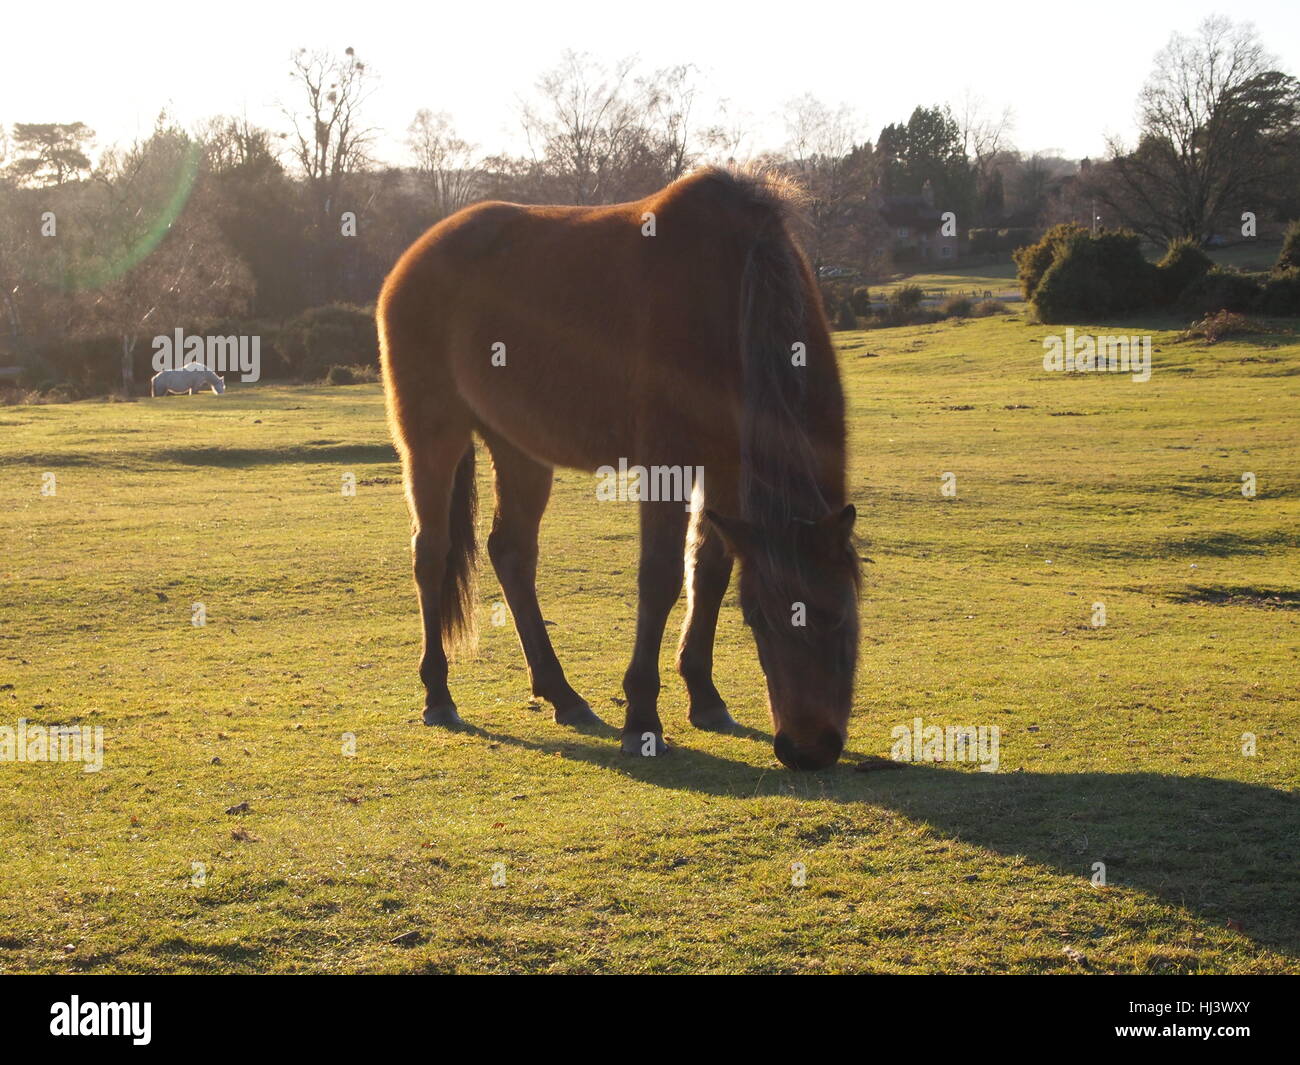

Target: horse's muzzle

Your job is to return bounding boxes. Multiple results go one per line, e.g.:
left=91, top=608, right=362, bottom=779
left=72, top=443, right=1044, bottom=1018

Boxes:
left=774, top=729, right=845, bottom=771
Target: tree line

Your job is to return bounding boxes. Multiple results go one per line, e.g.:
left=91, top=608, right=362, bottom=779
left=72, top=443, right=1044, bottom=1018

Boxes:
left=1, top=15, right=1297, bottom=394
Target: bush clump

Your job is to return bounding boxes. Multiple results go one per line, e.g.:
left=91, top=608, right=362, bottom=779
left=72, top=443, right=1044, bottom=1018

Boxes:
left=942, top=296, right=973, bottom=318
left=1254, top=268, right=1300, bottom=316
left=1024, top=229, right=1157, bottom=322
left=1178, top=269, right=1263, bottom=316
left=968, top=227, right=1037, bottom=256
left=1156, top=238, right=1214, bottom=303
left=281, top=304, right=378, bottom=381
left=1013, top=223, right=1087, bottom=302
left=891, top=284, right=925, bottom=312
left=324, top=363, right=379, bottom=385
left=1278, top=220, right=1300, bottom=272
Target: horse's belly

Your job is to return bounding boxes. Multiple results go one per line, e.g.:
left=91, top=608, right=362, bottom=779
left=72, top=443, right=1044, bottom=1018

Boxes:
left=455, top=354, right=636, bottom=471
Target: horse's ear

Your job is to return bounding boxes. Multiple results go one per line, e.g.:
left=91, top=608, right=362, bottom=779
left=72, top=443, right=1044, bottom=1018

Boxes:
left=704, top=510, right=758, bottom=558
left=800, top=504, right=856, bottom=555
left=828, top=504, right=856, bottom=541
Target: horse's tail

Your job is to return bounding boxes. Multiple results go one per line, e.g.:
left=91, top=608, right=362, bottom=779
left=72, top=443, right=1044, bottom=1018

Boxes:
left=737, top=201, right=823, bottom=527
left=440, top=444, right=479, bottom=655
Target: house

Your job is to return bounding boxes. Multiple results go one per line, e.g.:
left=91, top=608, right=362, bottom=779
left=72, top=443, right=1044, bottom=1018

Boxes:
left=872, top=181, right=958, bottom=264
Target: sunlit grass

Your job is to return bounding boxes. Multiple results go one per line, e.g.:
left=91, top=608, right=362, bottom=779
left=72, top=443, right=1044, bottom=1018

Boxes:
left=1, top=312, right=1296, bottom=973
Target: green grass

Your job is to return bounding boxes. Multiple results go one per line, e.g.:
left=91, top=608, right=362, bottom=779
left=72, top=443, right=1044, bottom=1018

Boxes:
left=1, top=310, right=1297, bottom=974
left=877, top=260, right=1020, bottom=299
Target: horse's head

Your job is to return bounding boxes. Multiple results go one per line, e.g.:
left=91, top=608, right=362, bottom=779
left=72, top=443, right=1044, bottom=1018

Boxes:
left=213, top=374, right=226, bottom=394
left=706, top=505, right=860, bottom=770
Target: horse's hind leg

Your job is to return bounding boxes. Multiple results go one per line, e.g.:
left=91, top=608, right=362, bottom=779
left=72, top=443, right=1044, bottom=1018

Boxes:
left=403, top=428, right=476, bottom=726
left=676, top=520, right=737, bottom=731
left=482, top=432, right=599, bottom=727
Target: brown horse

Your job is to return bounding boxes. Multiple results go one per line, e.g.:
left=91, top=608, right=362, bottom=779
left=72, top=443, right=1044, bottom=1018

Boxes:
left=379, top=167, right=860, bottom=770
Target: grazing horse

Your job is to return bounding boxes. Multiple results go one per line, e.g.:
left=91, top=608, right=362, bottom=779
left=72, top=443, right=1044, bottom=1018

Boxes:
left=151, top=365, right=226, bottom=396
left=379, top=168, right=860, bottom=770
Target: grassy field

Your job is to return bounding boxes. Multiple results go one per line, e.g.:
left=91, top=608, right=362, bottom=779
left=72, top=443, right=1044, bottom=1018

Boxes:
left=877, top=260, right=1019, bottom=299
left=1, top=308, right=1297, bottom=974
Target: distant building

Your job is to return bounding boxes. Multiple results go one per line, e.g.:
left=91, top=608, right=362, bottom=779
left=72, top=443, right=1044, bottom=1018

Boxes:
left=872, top=181, right=958, bottom=264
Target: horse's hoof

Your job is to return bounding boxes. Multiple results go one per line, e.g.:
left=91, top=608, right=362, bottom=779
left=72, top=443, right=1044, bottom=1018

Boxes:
left=554, top=701, right=603, bottom=728
left=689, top=705, right=738, bottom=732
left=620, top=731, right=670, bottom=757
left=422, top=703, right=464, bottom=728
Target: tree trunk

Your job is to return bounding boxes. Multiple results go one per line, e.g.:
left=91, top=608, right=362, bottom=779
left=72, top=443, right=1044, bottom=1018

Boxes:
left=121, top=335, right=137, bottom=396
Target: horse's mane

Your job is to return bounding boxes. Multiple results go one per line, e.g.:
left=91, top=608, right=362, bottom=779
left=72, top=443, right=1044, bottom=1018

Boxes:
left=691, top=167, right=857, bottom=643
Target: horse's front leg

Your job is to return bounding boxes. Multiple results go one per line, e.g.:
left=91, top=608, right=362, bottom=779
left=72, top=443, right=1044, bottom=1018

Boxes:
left=621, top=499, right=689, bottom=756
left=677, top=519, right=737, bottom=731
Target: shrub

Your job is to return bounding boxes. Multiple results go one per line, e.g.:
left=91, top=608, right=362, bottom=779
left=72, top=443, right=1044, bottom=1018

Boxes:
left=1178, top=269, right=1263, bottom=316
left=1033, top=246, right=1113, bottom=322
left=850, top=287, right=873, bottom=315
left=32, top=335, right=120, bottom=395
left=1028, top=229, right=1158, bottom=322
left=891, top=284, right=925, bottom=312
left=1156, top=238, right=1213, bottom=304
left=196, top=318, right=290, bottom=380
left=1253, top=268, right=1300, bottom=316
left=280, top=304, right=379, bottom=380
left=973, top=299, right=1009, bottom=317
left=835, top=300, right=858, bottom=331
left=1179, top=311, right=1262, bottom=344
left=324, top=364, right=379, bottom=385
left=1, top=383, right=82, bottom=405
left=942, top=296, right=973, bottom=317
left=1278, top=220, right=1300, bottom=271
left=968, top=227, right=1037, bottom=256
left=1013, top=222, right=1087, bottom=301
left=1090, top=230, right=1159, bottom=311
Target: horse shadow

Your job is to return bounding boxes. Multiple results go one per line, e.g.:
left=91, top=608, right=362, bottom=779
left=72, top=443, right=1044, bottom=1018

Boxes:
left=168, top=443, right=398, bottom=467
left=457, top=718, right=1300, bottom=959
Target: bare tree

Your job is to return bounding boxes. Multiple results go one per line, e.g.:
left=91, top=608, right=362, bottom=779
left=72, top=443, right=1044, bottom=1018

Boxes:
left=407, top=110, right=479, bottom=219
left=696, top=98, right=756, bottom=167
left=779, top=95, right=881, bottom=277
left=196, top=115, right=283, bottom=176
left=519, top=52, right=701, bottom=203
left=958, top=92, right=1016, bottom=224
left=640, top=63, right=698, bottom=182
left=1093, top=16, right=1300, bottom=243
left=283, top=47, right=377, bottom=219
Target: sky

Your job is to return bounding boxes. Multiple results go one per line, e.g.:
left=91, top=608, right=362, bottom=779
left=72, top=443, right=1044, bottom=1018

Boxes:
left=5, top=0, right=1300, bottom=168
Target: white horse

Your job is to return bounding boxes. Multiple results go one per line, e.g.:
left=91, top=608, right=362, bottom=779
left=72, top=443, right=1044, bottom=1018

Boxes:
left=151, top=365, right=226, bottom=396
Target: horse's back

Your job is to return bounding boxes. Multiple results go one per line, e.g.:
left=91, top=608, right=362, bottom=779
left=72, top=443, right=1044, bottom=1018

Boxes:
left=379, top=170, right=803, bottom=473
